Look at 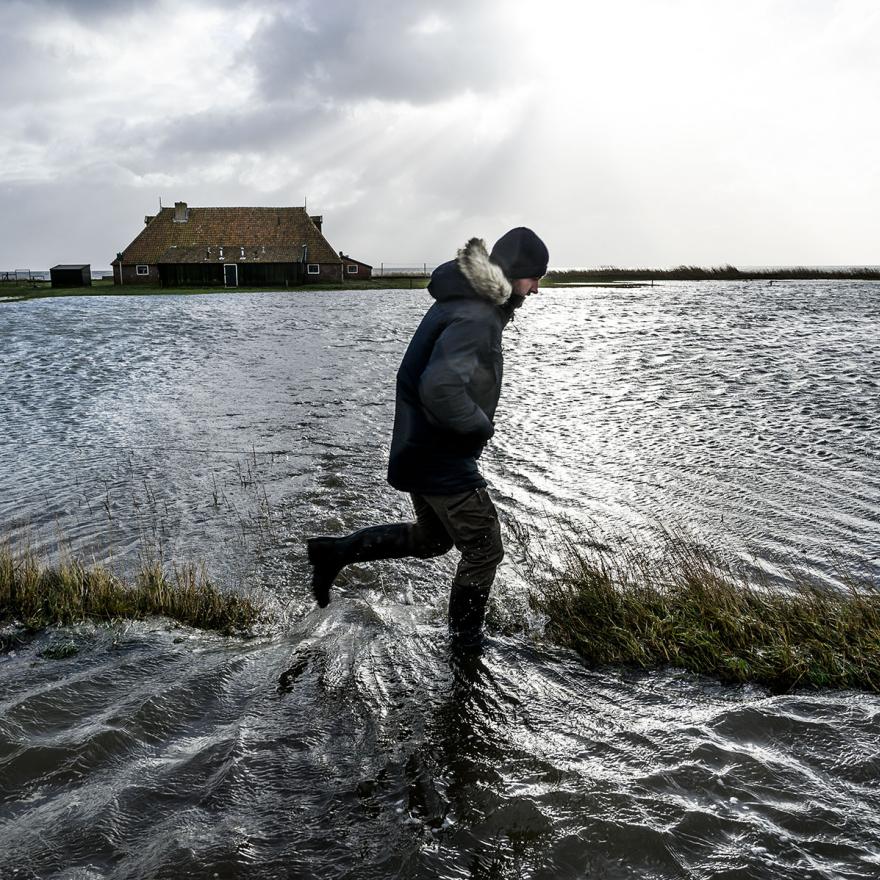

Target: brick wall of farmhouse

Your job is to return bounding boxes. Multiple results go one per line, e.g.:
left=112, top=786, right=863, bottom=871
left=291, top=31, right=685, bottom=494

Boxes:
left=115, top=264, right=159, bottom=285
left=342, top=259, right=372, bottom=279
left=306, top=263, right=343, bottom=283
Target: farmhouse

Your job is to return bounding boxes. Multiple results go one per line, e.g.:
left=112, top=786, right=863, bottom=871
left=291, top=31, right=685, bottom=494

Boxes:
left=112, top=203, right=368, bottom=287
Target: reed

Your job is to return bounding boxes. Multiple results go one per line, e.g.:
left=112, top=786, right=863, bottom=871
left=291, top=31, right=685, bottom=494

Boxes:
left=0, top=545, right=264, bottom=638
left=520, top=526, right=880, bottom=692
left=544, top=265, right=880, bottom=283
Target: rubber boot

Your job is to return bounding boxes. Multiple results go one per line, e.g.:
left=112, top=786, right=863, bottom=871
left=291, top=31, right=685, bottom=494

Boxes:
left=448, top=583, right=491, bottom=650
left=306, top=524, right=414, bottom=608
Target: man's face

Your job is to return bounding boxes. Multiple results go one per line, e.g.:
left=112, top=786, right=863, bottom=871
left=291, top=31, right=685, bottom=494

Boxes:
left=510, top=276, right=542, bottom=299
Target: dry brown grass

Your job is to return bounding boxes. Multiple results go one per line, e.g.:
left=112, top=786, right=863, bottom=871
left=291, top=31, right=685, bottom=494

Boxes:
left=0, top=545, right=264, bottom=640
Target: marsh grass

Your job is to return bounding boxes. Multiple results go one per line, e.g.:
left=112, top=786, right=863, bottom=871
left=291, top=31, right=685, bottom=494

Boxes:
left=545, top=265, right=880, bottom=283
left=0, top=545, right=265, bottom=640
left=516, top=523, right=880, bottom=692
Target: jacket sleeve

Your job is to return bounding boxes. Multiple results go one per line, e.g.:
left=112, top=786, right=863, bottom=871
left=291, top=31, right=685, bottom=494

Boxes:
left=417, top=317, right=495, bottom=440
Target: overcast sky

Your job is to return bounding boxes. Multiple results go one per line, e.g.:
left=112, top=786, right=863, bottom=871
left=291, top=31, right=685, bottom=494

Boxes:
left=1, top=0, right=877, bottom=269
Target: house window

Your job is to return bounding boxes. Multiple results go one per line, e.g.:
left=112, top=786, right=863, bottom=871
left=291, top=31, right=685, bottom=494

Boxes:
left=307, top=264, right=320, bottom=275
left=136, top=265, right=149, bottom=276
left=347, top=264, right=358, bottom=274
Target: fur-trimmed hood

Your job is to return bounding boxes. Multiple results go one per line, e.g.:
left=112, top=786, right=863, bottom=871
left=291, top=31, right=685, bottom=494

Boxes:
left=456, top=237, right=512, bottom=305
left=426, top=238, right=512, bottom=307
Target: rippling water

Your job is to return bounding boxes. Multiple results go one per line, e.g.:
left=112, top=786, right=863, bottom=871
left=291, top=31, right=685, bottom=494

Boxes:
left=1, top=283, right=879, bottom=878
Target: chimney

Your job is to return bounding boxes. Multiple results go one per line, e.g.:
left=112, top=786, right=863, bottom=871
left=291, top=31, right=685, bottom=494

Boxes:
left=310, top=214, right=323, bottom=232
left=173, top=201, right=189, bottom=223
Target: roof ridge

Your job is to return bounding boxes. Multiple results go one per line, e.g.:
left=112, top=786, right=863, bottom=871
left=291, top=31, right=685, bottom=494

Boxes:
left=175, top=205, right=308, bottom=211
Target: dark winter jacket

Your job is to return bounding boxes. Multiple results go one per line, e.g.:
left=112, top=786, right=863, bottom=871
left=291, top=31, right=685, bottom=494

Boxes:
left=387, top=238, right=517, bottom=495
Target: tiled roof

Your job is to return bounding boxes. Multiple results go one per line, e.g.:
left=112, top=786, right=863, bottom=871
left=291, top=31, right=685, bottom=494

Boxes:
left=117, top=207, right=342, bottom=264
left=340, top=253, right=373, bottom=269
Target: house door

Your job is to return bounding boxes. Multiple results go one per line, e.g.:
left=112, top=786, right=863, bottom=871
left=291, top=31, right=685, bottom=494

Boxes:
left=224, top=264, right=238, bottom=287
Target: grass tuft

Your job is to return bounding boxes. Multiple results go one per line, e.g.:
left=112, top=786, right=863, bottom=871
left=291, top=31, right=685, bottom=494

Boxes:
left=0, top=545, right=264, bottom=637
left=520, top=525, right=880, bottom=692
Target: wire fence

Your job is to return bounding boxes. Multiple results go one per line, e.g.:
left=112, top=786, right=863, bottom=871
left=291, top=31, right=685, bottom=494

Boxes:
left=1, top=269, right=116, bottom=283
left=372, top=264, right=436, bottom=277
left=1, top=270, right=49, bottom=283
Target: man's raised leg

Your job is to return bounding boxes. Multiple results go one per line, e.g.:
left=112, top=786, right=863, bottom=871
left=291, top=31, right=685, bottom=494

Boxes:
left=306, top=494, right=453, bottom=607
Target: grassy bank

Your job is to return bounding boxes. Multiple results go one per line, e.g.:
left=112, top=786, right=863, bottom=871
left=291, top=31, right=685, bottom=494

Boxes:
left=5, top=267, right=875, bottom=302
left=6, top=528, right=878, bottom=692
left=0, top=546, right=264, bottom=645
left=0, top=276, right=430, bottom=302
left=525, top=529, right=880, bottom=692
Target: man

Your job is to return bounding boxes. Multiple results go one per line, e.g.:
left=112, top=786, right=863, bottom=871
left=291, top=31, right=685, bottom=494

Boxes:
left=306, top=227, right=549, bottom=646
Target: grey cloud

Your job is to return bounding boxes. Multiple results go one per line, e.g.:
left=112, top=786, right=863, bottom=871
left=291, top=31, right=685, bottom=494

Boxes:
left=35, top=0, right=156, bottom=19
left=0, top=176, right=147, bottom=268
left=0, top=39, right=46, bottom=106
left=247, top=0, right=520, bottom=104
left=0, top=1, right=141, bottom=107
left=16, top=0, right=245, bottom=22
left=157, top=101, right=333, bottom=156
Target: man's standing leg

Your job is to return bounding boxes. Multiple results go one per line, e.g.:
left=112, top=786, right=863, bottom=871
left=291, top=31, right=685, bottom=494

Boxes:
left=422, top=487, right=504, bottom=647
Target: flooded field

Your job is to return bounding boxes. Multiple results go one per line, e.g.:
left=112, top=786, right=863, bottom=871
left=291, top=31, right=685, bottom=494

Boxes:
left=1, top=282, right=879, bottom=878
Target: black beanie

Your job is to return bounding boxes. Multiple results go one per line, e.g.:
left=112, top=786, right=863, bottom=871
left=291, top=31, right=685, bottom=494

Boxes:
left=489, top=227, right=549, bottom=279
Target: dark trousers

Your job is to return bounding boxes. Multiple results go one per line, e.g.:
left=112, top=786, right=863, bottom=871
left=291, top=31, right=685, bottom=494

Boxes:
left=408, top=487, right=504, bottom=590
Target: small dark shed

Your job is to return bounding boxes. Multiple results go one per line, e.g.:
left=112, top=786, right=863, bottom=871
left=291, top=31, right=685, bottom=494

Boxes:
left=50, top=264, right=91, bottom=288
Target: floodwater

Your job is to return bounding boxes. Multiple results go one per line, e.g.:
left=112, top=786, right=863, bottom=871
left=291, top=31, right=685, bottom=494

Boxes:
left=1, top=283, right=879, bottom=879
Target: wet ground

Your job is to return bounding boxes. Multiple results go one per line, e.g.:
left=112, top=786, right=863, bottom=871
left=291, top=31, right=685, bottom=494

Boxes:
left=1, top=283, right=879, bottom=878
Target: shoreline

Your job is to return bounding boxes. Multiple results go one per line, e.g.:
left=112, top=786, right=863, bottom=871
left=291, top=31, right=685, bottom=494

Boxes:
left=3, top=266, right=880, bottom=303
left=0, top=277, right=432, bottom=302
